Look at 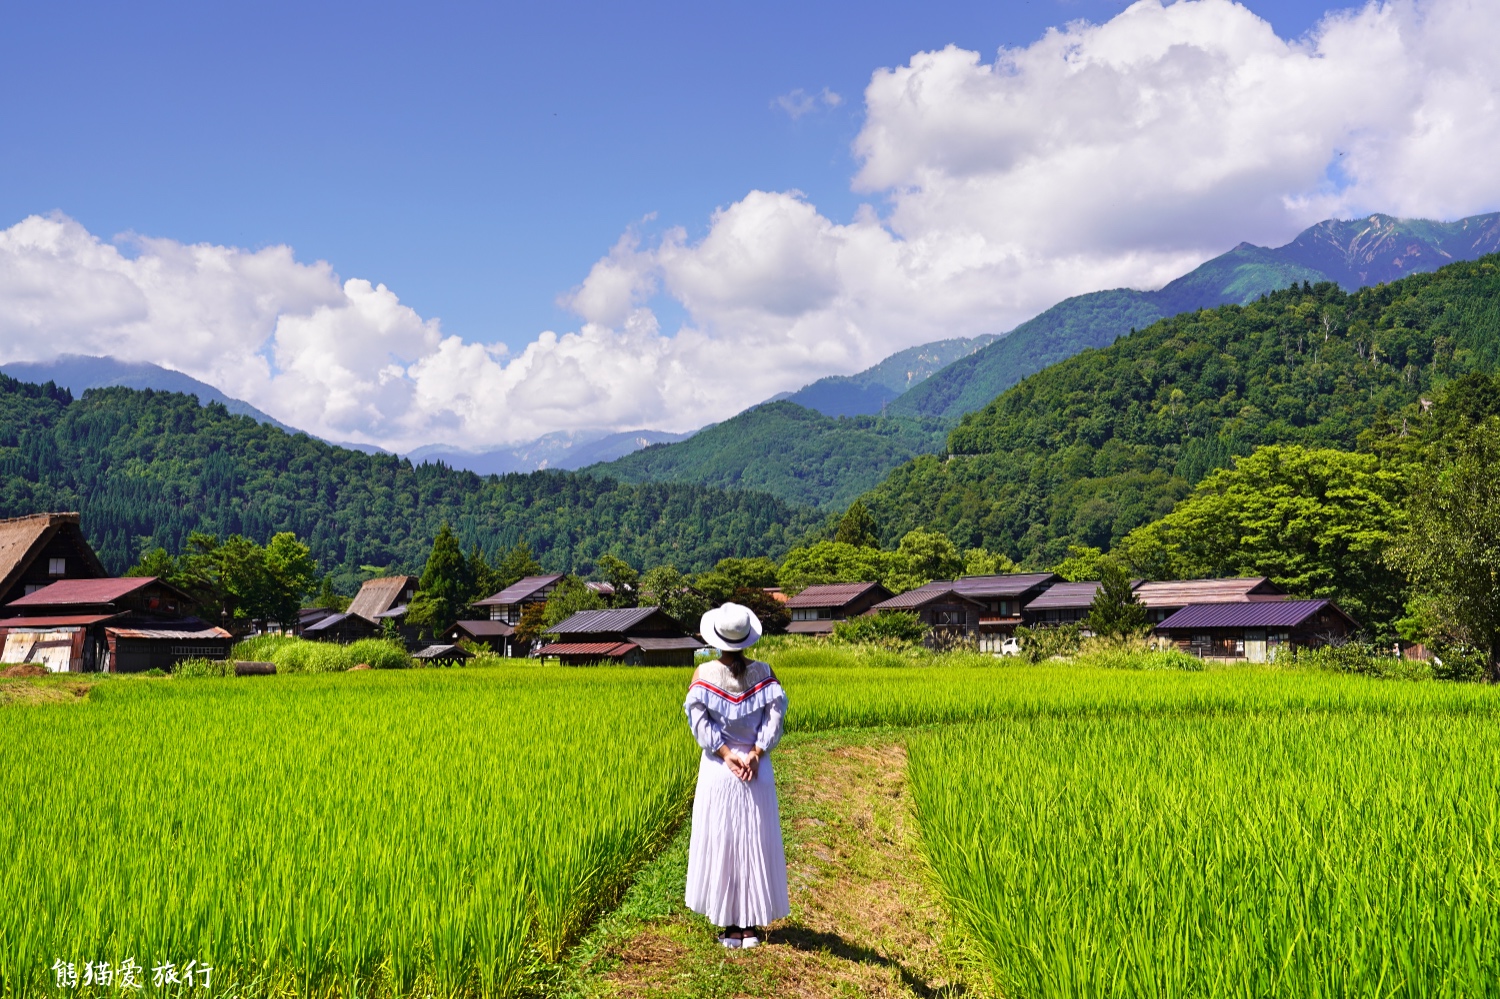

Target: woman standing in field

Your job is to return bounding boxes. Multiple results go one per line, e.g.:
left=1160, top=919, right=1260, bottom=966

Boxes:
left=684, top=602, right=789, bottom=949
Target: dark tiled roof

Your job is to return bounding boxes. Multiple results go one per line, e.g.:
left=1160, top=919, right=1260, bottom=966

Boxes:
left=348, top=576, right=418, bottom=621
left=305, top=612, right=364, bottom=633
left=870, top=582, right=969, bottom=611
left=1134, top=577, right=1282, bottom=608
left=628, top=636, right=705, bottom=651
left=8, top=577, right=155, bottom=607
left=449, top=620, right=515, bottom=638
left=1025, top=581, right=1106, bottom=611
left=551, top=606, right=679, bottom=635
left=475, top=574, right=565, bottom=606
left=535, top=641, right=636, bottom=657
left=0, top=613, right=119, bottom=627
left=1156, top=600, right=1352, bottom=630
left=413, top=644, right=471, bottom=660
left=786, top=582, right=885, bottom=609
left=952, top=573, right=1059, bottom=598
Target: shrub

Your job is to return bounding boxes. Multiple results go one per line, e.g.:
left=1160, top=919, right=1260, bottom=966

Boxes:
left=345, top=638, right=411, bottom=670
left=1275, top=643, right=1434, bottom=681
left=831, top=611, right=929, bottom=648
left=1014, top=624, right=1081, bottom=663
left=1077, top=648, right=1206, bottom=672
left=173, top=658, right=231, bottom=679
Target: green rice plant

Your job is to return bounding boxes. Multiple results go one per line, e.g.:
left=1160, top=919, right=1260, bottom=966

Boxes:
left=909, top=711, right=1500, bottom=997
left=0, top=667, right=696, bottom=997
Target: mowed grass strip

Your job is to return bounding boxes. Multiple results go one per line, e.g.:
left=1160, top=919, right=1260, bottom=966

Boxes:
left=909, top=711, right=1500, bottom=998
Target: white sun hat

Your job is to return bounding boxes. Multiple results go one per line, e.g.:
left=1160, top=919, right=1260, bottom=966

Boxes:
left=699, top=602, right=763, bottom=652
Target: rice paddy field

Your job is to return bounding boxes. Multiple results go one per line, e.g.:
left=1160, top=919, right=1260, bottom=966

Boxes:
left=4, top=647, right=1500, bottom=997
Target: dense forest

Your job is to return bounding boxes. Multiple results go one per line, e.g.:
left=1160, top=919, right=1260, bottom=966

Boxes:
left=860, top=256, right=1500, bottom=566
left=590, top=400, right=949, bottom=509
left=0, top=380, right=821, bottom=588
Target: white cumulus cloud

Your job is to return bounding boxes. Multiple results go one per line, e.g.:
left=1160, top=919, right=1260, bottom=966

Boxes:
left=4, top=0, right=1500, bottom=452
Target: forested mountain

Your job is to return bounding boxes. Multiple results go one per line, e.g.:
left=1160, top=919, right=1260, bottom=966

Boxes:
left=776, top=334, right=998, bottom=417
left=859, top=255, right=1500, bottom=566
left=587, top=401, right=948, bottom=509
left=889, top=213, right=1500, bottom=423
left=0, top=380, right=820, bottom=588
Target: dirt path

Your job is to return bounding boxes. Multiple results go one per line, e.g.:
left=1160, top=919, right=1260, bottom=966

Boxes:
left=552, top=731, right=986, bottom=999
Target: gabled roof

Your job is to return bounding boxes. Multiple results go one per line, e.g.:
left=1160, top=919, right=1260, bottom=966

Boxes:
left=348, top=576, right=418, bottom=622
left=1134, top=577, right=1283, bottom=608
left=953, top=573, right=1060, bottom=598
left=0, top=613, right=120, bottom=628
left=304, top=611, right=374, bottom=634
left=550, top=606, right=686, bottom=635
left=786, top=582, right=889, bottom=609
left=0, top=512, right=107, bottom=597
left=534, top=641, right=637, bottom=658
left=629, top=636, right=705, bottom=651
left=1156, top=599, right=1357, bottom=631
left=871, top=582, right=984, bottom=612
left=475, top=574, right=565, bottom=606
left=413, top=644, right=471, bottom=660
left=1026, top=580, right=1110, bottom=611
left=449, top=620, right=515, bottom=639
left=7, top=576, right=192, bottom=609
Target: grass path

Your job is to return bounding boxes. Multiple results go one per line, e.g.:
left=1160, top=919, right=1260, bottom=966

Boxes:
left=545, top=730, right=987, bottom=999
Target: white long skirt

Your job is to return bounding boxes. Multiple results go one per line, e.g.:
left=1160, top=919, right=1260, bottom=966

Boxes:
left=684, top=749, right=790, bottom=928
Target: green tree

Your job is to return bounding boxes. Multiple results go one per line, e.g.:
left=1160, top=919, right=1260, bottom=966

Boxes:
left=468, top=544, right=503, bottom=604
left=1051, top=545, right=1105, bottom=582
left=778, top=541, right=913, bottom=594
left=311, top=575, right=350, bottom=613
left=834, top=501, right=879, bottom=548
left=127, top=547, right=181, bottom=583
left=542, top=575, right=606, bottom=628
left=513, top=602, right=548, bottom=652
left=406, top=523, right=474, bottom=635
left=963, top=547, right=1017, bottom=576
left=897, top=528, right=963, bottom=583
left=596, top=554, right=640, bottom=608
left=1085, top=559, right=1148, bottom=643
left=729, top=587, right=790, bottom=635
left=1116, top=445, right=1407, bottom=634
left=495, top=542, right=544, bottom=590
left=831, top=610, right=928, bottom=647
left=640, top=564, right=710, bottom=630
left=261, top=532, right=318, bottom=627
left=695, top=557, right=780, bottom=605
left=1388, top=419, right=1500, bottom=681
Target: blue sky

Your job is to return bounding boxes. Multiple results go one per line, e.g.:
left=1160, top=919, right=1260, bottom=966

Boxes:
left=1, top=0, right=1339, bottom=352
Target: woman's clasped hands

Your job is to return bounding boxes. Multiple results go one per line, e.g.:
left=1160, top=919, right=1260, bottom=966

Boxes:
left=718, top=745, right=760, bottom=782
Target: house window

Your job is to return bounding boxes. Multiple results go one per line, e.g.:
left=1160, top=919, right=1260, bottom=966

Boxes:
left=48, top=558, right=66, bottom=576
left=933, top=609, right=967, bottom=627
left=23, top=584, right=43, bottom=595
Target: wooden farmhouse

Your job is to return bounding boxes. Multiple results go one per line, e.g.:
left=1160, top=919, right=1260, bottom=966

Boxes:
left=785, top=582, right=892, bottom=636
left=1154, top=599, right=1357, bottom=662
left=1, top=576, right=232, bottom=673
left=1133, top=577, right=1286, bottom=625
left=1023, top=580, right=1137, bottom=629
left=0, top=512, right=109, bottom=605
left=305, top=575, right=419, bottom=644
left=869, top=573, right=1058, bottom=651
left=449, top=574, right=565, bottom=657
left=536, top=606, right=702, bottom=666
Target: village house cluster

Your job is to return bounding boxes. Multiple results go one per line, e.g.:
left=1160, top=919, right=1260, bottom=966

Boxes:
left=0, top=511, right=1359, bottom=675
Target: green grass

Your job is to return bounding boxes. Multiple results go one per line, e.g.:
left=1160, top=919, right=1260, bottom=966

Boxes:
left=5, top=649, right=1500, bottom=996
left=909, top=708, right=1500, bottom=997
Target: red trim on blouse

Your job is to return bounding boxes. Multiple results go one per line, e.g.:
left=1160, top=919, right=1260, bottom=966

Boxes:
left=689, top=674, right=779, bottom=703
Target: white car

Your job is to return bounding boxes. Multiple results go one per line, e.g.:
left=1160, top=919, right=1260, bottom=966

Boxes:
left=998, top=636, right=1023, bottom=657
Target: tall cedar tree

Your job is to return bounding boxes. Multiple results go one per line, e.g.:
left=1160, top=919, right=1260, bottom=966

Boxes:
left=1086, top=559, right=1148, bottom=642
left=835, top=501, right=879, bottom=548
left=406, top=523, right=474, bottom=635
left=495, top=542, right=544, bottom=590
left=1388, top=418, right=1500, bottom=681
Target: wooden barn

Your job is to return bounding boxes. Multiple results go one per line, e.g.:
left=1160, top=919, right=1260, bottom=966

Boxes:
left=869, top=573, right=1058, bottom=651
left=536, top=607, right=702, bottom=666
left=785, top=582, right=892, bottom=636
left=1154, top=599, right=1358, bottom=662
left=1, top=576, right=231, bottom=673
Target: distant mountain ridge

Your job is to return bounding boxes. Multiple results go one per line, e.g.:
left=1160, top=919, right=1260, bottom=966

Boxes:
left=410, top=428, right=695, bottom=476
left=890, top=212, right=1500, bottom=422
left=774, top=335, right=999, bottom=417
left=585, top=212, right=1500, bottom=509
